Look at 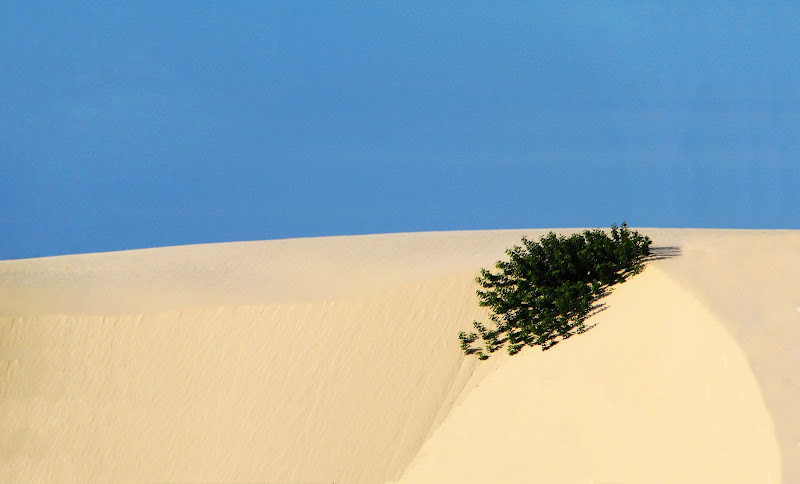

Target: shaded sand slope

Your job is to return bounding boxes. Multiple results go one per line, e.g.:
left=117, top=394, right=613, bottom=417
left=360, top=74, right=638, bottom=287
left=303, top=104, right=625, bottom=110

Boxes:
left=0, top=229, right=797, bottom=483
left=0, top=229, right=538, bottom=483
left=0, top=275, right=487, bottom=482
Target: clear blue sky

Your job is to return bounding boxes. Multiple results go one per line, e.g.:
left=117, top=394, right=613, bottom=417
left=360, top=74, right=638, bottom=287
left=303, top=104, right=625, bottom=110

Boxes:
left=2, top=2, right=799, bottom=259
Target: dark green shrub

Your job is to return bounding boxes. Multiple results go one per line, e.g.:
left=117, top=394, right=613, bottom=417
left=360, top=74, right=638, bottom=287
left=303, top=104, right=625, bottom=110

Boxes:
left=459, top=223, right=651, bottom=359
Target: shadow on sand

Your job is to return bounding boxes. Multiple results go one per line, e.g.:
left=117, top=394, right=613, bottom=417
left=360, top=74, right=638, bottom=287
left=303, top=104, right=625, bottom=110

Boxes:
left=645, top=245, right=682, bottom=261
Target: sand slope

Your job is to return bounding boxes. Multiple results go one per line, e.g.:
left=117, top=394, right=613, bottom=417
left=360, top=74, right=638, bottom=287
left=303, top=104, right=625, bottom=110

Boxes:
left=1, top=229, right=797, bottom=483
left=397, top=267, right=779, bottom=483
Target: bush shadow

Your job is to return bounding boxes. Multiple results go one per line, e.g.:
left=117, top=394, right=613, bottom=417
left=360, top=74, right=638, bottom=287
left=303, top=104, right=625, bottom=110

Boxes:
left=645, top=246, right=682, bottom=261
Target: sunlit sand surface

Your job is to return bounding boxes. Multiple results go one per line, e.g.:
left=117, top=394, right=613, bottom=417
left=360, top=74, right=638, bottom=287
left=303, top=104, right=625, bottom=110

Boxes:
left=1, top=229, right=797, bottom=483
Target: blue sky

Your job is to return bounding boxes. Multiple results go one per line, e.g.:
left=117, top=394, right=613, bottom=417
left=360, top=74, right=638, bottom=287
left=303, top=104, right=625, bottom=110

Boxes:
left=2, top=2, right=799, bottom=259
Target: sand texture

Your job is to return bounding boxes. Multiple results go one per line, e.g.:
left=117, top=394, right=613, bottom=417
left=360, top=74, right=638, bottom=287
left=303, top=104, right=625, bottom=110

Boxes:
left=1, top=229, right=798, bottom=483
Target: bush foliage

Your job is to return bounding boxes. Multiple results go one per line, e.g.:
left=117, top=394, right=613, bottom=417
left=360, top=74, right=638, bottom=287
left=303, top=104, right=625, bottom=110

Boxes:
left=459, top=223, right=652, bottom=359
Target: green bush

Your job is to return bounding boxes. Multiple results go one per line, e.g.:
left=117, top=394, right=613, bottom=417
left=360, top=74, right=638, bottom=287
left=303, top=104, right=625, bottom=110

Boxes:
left=459, top=223, right=652, bottom=359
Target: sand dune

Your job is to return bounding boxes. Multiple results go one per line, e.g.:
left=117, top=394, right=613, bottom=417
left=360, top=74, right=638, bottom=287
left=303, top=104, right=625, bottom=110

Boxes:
left=1, top=229, right=798, bottom=483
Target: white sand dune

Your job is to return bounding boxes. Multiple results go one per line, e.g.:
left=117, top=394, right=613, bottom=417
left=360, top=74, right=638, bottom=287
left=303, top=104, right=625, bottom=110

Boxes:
left=1, top=229, right=798, bottom=483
